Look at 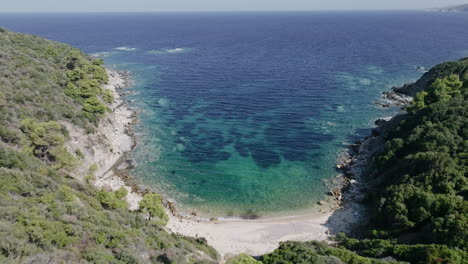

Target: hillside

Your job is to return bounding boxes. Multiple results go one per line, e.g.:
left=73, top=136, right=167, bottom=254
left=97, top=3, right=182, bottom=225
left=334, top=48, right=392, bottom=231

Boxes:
left=0, top=28, right=219, bottom=263
left=394, top=58, right=468, bottom=96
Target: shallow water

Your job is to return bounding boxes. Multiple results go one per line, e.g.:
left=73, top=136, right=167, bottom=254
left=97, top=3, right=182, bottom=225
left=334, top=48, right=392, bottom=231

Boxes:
left=2, top=11, right=468, bottom=217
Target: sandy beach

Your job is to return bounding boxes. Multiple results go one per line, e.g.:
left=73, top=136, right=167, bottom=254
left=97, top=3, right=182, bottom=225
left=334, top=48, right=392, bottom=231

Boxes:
left=165, top=178, right=365, bottom=260
left=167, top=211, right=332, bottom=258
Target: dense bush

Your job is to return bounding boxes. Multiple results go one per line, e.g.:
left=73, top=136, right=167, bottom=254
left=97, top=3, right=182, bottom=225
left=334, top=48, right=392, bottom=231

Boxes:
left=97, top=187, right=128, bottom=210
left=20, top=118, right=77, bottom=169
left=139, top=193, right=169, bottom=224
left=370, top=71, right=468, bottom=248
left=261, top=241, right=403, bottom=264
left=0, top=29, right=113, bottom=133
left=64, top=51, right=111, bottom=124
left=0, top=144, right=218, bottom=263
left=396, top=58, right=468, bottom=96
left=262, top=242, right=320, bottom=264
left=226, top=254, right=262, bottom=264
left=407, top=74, right=463, bottom=113
left=337, top=235, right=467, bottom=264
left=322, top=59, right=468, bottom=264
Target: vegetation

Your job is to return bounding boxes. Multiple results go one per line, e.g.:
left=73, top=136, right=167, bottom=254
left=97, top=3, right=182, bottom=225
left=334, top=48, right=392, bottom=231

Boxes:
left=139, top=193, right=169, bottom=224
left=64, top=50, right=111, bottom=124
left=395, top=57, right=468, bottom=97
left=0, top=29, right=218, bottom=263
left=226, top=254, right=262, bottom=264
left=369, top=59, right=468, bottom=249
left=261, top=241, right=405, bottom=264
left=97, top=187, right=129, bottom=210
left=20, top=118, right=77, bottom=169
left=407, top=74, right=462, bottom=113
left=0, top=145, right=218, bottom=263
left=336, top=235, right=467, bottom=264
left=334, top=59, right=467, bottom=262
left=0, top=29, right=113, bottom=134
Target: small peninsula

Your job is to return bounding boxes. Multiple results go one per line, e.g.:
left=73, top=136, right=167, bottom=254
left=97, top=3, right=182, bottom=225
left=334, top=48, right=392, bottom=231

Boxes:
left=0, top=28, right=466, bottom=264
left=429, top=3, right=468, bottom=12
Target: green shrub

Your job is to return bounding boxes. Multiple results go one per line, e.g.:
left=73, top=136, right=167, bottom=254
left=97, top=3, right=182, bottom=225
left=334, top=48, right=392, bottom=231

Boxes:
left=261, top=241, right=398, bottom=264
left=58, top=185, right=75, bottom=202
left=0, top=125, right=19, bottom=144
left=102, top=89, right=115, bottom=103
left=262, top=242, right=319, bottom=264
left=20, top=118, right=76, bottom=169
left=337, top=235, right=467, bottom=264
left=139, top=193, right=168, bottom=223
left=63, top=49, right=112, bottom=123
left=97, top=187, right=128, bottom=210
left=226, top=254, right=262, bottom=264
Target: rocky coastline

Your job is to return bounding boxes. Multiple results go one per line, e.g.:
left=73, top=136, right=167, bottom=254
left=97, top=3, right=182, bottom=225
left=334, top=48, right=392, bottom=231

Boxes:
left=64, top=68, right=145, bottom=210
left=331, top=87, right=413, bottom=233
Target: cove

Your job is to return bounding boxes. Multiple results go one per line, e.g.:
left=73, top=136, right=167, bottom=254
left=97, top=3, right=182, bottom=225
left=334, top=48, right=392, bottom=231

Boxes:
left=2, top=11, right=467, bottom=217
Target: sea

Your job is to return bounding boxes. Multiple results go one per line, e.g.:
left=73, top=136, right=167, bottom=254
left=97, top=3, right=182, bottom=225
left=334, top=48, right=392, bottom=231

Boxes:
left=2, top=11, right=467, bottom=218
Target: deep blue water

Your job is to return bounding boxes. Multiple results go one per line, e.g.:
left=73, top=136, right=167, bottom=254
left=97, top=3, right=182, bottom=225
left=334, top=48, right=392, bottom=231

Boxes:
left=2, top=12, right=467, bottom=217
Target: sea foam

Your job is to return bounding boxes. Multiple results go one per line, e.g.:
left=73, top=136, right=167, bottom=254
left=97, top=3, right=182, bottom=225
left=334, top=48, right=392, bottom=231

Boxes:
left=149, top=48, right=186, bottom=54
left=115, top=46, right=137, bottom=51
left=90, top=51, right=111, bottom=58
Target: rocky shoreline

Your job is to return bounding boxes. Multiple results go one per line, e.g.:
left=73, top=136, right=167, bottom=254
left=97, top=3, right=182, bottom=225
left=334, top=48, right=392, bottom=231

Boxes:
left=331, top=87, right=413, bottom=233
left=64, top=68, right=145, bottom=210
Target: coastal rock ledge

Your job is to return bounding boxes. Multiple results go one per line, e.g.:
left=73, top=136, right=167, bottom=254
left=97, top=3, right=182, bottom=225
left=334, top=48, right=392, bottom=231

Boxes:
left=63, top=69, right=142, bottom=210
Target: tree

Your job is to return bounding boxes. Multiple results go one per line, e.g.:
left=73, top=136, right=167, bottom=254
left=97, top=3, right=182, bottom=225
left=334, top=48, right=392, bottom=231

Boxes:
left=427, top=74, right=462, bottom=103
left=407, top=91, right=428, bottom=113
left=65, top=50, right=86, bottom=70
left=83, top=97, right=107, bottom=117
left=19, top=118, right=76, bottom=168
left=139, top=193, right=167, bottom=221
left=226, top=254, right=262, bottom=264
left=262, top=242, right=319, bottom=264
left=97, top=187, right=128, bottom=210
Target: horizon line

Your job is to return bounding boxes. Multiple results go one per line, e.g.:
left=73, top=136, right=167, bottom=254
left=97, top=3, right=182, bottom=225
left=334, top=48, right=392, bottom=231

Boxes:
left=0, top=8, right=433, bottom=14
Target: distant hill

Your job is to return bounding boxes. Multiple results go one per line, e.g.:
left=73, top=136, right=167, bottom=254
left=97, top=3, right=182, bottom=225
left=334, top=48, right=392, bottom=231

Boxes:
left=429, top=3, right=468, bottom=12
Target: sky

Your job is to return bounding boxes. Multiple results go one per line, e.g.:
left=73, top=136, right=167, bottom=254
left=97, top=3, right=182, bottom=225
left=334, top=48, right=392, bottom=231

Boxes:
left=2, top=0, right=467, bottom=13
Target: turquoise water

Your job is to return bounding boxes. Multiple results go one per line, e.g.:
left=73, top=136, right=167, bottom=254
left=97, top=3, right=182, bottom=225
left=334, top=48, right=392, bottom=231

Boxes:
left=127, top=62, right=405, bottom=217
left=2, top=11, right=467, bottom=217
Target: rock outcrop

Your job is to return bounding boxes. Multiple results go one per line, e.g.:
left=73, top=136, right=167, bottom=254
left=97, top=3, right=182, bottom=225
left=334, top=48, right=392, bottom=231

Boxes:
left=63, top=69, right=142, bottom=210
